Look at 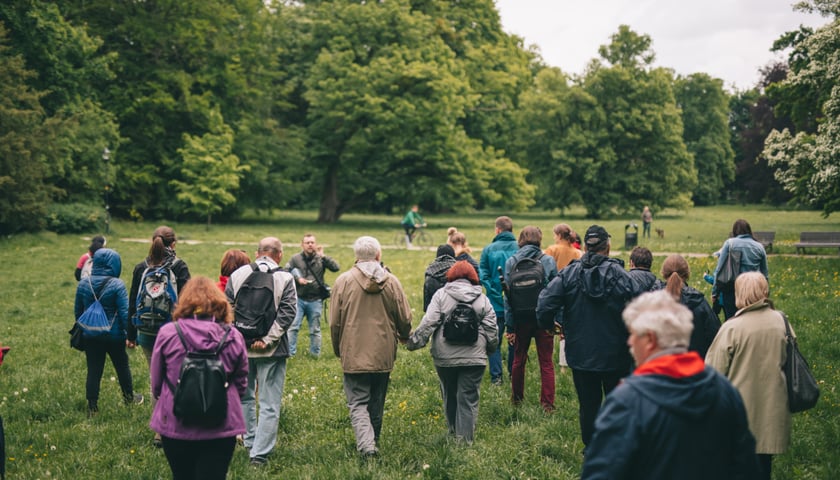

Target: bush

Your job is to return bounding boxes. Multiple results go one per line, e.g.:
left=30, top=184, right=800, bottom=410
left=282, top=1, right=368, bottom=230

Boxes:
left=45, top=202, right=105, bottom=233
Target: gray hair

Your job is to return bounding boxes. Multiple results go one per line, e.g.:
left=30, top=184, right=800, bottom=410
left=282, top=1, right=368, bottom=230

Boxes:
left=623, top=290, right=693, bottom=350
left=258, top=237, right=282, bottom=256
left=353, top=236, right=381, bottom=261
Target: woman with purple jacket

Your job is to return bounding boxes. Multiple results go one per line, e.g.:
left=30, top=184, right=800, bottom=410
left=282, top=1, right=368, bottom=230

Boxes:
left=150, top=276, right=248, bottom=480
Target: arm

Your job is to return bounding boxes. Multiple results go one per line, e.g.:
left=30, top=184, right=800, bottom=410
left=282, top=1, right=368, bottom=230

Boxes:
left=229, top=330, right=250, bottom=397
left=127, top=264, right=142, bottom=341
left=537, top=277, right=565, bottom=330
left=264, top=275, right=296, bottom=345
left=481, top=300, right=499, bottom=354
left=322, top=255, right=340, bottom=273
left=149, top=328, right=169, bottom=399
left=711, top=240, right=730, bottom=294
left=115, top=280, right=129, bottom=335
left=329, top=278, right=343, bottom=357
left=704, top=325, right=734, bottom=376
left=407, top=290, right=446, bottom=350
left=174, top=259, right=191, bottom=292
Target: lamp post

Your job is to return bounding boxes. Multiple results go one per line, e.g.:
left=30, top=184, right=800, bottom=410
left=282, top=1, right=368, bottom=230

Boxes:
left=102, top=147, right=111, bottom=233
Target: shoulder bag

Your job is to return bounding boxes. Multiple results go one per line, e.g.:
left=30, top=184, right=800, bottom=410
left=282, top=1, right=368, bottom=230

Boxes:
left=715, top=240, right=741, bottom=290
left=781, top=312, right=820, bottom=413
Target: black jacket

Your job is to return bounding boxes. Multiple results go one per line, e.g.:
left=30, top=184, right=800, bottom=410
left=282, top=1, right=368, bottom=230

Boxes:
left=680, top=286, right=721, bottom=359
left=536, top=252, right=637, bottom=372
left=423, top=255, right=456, bottom=311
left=628, top=268, right=659, bottom=292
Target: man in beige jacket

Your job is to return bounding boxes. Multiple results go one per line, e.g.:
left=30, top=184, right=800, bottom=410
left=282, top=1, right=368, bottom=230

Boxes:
left=330, top=236, right=412, bottom=457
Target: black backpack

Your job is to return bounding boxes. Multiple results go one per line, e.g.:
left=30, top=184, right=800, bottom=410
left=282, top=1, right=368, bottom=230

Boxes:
left=133, top=259, right=180, bottom=333
left=233, top=262, right=280, bottom=342
left=166, top=322, right=231, bottom=427
left=507, top=256, right=546, bottom=323
left=442, top=297, right=480, bottom=344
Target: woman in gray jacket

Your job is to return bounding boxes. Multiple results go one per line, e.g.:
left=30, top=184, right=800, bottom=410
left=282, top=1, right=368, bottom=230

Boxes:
left=407, top=261, right=498, bottom=443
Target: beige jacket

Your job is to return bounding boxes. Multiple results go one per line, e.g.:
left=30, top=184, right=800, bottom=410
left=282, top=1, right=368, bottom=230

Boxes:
left=544, top=242, right=582, bottom=271
left=329, top=262, right=412, bottom=373
left=705, top=300, right=791, bottom=453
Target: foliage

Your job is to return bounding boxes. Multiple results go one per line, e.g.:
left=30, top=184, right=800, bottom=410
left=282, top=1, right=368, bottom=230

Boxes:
left=44, top=202, right=104, bottom=233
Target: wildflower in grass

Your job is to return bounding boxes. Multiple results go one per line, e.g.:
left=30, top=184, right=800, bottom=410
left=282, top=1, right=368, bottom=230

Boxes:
left=22, top=387, right=28, bottom=393
left=293, top=389, right=299, bottom=395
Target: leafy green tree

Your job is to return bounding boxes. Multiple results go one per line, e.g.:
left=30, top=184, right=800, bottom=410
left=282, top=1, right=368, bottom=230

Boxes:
left=674, top=73, right=734, bottom=205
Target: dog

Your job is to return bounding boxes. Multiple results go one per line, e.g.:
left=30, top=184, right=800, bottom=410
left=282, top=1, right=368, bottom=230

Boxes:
left=655, top=228, right=665, bottom=239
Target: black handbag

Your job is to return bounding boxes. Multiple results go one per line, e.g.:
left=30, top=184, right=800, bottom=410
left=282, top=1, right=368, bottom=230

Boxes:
left=781, top=313, right=820, bottom=413
left=715, top=241, right=741, bottom=290
left=69, top=323, right=85, bottom=351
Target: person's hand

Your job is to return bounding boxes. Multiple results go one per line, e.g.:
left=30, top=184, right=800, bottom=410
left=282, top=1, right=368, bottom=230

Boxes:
left=250, top=340, right=267, bottom=351
left=126, top=340, right=136, bottom=349
left=505, top=332, right=516, bottom=345
left=298, top=278, right=310, bottom=285
left=316, top=245, right=324, bottom=255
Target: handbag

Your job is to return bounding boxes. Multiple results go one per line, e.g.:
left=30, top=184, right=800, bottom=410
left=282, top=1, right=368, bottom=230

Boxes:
left=76, top=278, right=115, bottom=337
left=781, top=312, right=820, bottom=413
left=69, top=323, right=85, bottom=351
left=714, top=241, right=741, bottom=290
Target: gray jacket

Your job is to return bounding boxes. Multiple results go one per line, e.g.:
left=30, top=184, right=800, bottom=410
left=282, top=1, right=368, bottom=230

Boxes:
left=407, top=279, right=498, bottom=367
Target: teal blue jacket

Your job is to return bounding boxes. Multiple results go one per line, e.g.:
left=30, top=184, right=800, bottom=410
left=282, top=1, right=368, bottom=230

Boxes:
left=479, top=231, right=518, bottom=312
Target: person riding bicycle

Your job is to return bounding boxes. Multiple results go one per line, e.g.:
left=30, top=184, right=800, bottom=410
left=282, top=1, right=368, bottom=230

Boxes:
left=401, top=205, right=426, bottom=247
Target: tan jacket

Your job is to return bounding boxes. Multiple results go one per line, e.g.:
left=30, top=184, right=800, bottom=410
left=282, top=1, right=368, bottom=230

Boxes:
left=706, top=300, right=791, bottom=453
left=544, top=242, right=582, bottom=271
left=329, top=263, right=412, bottom=373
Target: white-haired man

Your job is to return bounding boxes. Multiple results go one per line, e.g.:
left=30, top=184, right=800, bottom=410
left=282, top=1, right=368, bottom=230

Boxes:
left=582, top=291, right=759, bottom=479
left=329, top=236, right=412, bottom=456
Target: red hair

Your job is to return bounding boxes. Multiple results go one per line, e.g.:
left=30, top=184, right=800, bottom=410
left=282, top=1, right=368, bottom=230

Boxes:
left=446, top=260, right=480, bottom=285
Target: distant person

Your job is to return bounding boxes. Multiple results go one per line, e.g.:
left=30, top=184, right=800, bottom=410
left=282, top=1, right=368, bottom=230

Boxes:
left=423, top=245, right=457, bottom=312
left=706, top=272, right=791, bottom=480
left=330, top=236, right=412, bottom=456
left=447, top=227, right=479, bottom=274
left=660, top=254, right=720, bottom=358
left=641, top=206, right=653, bottom=239
left=504, top=226, right=558, bottom=411
left=285, top=234, right=340, bottom=357
left=536, top=225, right=638, bottom=449
left=627, top=246, right=659, bottom=292
left=407, top=261, right=498, bottom=443
left=128, top=225, right=191, bottom=447
left=543, top=223, right=581, bottom=272
left=217, top=249, right=250, bottom=292
left=75, top=235, right=107, bottom=281
left=75, top=248, right=144, bottom=416
left=401, top=205, right=426, bottom=248
left=581, top=291, right=759, bottom=479
left=479, top=216, right=518, bottom=385
left=712, top=219, right=768, bottom=319
left=225, top=237, right=297, bottom=466
left=150, top=276, right=248, bottom=480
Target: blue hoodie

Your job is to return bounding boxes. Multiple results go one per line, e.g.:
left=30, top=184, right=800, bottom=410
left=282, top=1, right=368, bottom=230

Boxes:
left=74, top=248, right=130, bottom=341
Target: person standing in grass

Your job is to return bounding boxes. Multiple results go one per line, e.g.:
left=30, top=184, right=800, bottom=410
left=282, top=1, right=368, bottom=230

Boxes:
left=330, top=236, right=412, bottom=457
left=150, top=276, right=248, bottom=480
left=479, top=216, right=518, bottom=386
left=407, top=261, right=498, bottom=443
left=76, top=248, right=144, bottom=416
left=582, top=291, right=758, bottom=479
left=128, top=225, right=191, bottom=447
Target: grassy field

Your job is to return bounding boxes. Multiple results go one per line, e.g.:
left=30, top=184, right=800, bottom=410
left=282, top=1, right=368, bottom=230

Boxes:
left=1, top=206, right=839, bottom=479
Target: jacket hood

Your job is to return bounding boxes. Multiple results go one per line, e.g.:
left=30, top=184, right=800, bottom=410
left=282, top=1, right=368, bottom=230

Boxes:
left=442, top=279, right=483, bottom=303
left=681, top=286, right=707, bottom=309
left=517, top=244, right=543, bottom=258
left=426, top=256, right=456, bottom=278
left=578, top=252, right=623, bottom=299
left=91, top=248, right=122, bottom=277
left=173, top=318, right=234, bottom=351
left=354, top=261, right=389, bottom=293
left=625, top=354, right=720, bottom=421
left=492, top=231, right=516, bottom=243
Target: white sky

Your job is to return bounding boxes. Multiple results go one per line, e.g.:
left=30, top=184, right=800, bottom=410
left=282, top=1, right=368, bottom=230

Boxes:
left=494, top=0, right=832, bottom=91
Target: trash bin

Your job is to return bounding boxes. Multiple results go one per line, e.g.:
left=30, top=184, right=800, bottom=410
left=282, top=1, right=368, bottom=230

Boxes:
left=624, top=223, right=638, bottom=250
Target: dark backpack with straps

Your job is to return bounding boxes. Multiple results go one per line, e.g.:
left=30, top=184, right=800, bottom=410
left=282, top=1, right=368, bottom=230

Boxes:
left=133, top=258, right=181, bottom=333
left=233, top=262, right=280, bottom=342
left=441, top=297, right=480, bottom=345
left=507, top=256, right=546, bottom=323
left=166, top=322, right=230, bottom=427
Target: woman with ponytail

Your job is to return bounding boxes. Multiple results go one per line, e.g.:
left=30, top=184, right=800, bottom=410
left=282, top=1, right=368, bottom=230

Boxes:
left=660, top=255, right=720, bottom=359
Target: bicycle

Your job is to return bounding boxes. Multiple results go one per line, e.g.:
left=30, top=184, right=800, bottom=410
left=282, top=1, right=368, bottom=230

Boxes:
left=392, top=225, right=434, bottom=248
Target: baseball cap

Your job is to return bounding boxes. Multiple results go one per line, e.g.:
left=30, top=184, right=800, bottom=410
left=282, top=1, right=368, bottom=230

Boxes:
left=584, top=225, right=610, bottom=246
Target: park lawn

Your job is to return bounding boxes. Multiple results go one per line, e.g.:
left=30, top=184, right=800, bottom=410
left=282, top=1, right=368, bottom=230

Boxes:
left=0, top=206, right=838, bottom=479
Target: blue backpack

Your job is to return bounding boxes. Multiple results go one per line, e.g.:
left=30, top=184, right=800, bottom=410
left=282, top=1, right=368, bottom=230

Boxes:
left=133, top=259, right=180, bottom=333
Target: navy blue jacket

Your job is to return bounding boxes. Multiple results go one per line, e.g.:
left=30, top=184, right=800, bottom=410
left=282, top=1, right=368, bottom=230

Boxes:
left=536, top=252, right=636, bottom=372
left=74, top=248, right=129, bottom=342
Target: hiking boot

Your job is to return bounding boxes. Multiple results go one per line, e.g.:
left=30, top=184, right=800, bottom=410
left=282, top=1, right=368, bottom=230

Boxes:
left=250, top=455, right=268, bottom=466
left=124, top=393, right=145, bottom=405
left=87, top=403, right=99, bottom=418
left=153, top=433, right=163, bottom=449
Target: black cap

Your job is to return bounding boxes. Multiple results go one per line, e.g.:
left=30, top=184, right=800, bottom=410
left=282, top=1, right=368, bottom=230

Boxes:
left=584, top=225, right=610, bottom=246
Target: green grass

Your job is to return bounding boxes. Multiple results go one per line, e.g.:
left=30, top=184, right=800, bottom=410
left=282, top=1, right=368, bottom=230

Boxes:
left=1, top=206, right=839, bottom=479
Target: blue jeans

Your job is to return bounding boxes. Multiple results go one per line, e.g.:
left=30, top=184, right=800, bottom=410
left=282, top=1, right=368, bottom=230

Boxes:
left=288, top=298, right=323, bottom=356
left=241, top=356, right=287, bottom=459
left=487, top=310, right=513, bottom=382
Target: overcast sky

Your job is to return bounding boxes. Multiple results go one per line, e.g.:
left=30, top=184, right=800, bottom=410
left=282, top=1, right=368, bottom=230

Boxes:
left=494, top=0, right=831, bottom=91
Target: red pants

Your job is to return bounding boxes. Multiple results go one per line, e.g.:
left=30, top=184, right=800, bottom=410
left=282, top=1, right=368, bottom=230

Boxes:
left=511, top=321, right=555, bottom=410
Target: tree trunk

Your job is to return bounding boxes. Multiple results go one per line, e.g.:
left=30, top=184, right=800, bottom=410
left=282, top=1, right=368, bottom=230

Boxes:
left=317, top=165, right=340, bottom=223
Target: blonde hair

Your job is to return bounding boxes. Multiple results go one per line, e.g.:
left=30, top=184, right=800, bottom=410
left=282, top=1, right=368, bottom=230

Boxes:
left=734, top=271, right=769, bottom=309
left=447, top=227, right=471, bottom=253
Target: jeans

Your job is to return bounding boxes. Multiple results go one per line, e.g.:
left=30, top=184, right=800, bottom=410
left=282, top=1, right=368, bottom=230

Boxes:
left=161, top=436, right=236, bottom=480
left=488, top=310, right=513, bottom=382
left=572, top=369, right=624, bottom=447
left=510, top=322, right=555, bottom=410
left=643, top=221, right=651, bottom=238
left=84, top=338, right=135, bottom=405
left=343, top=372, right=390, bottom=454
left=288, top=298, right=323, bottom=356
left=436, top=365, right=485, bottom=443
left=241, top=356, right=287, bottom=459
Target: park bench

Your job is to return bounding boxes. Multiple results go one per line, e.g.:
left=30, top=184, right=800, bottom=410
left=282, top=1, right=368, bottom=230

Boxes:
left=794, top=232, right=840, bottom=254
left=753, top=231, right=775, bottom=253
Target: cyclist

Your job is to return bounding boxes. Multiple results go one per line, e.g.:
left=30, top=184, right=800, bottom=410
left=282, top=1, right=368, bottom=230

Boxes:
left=401, top=205, right=426, bottom=247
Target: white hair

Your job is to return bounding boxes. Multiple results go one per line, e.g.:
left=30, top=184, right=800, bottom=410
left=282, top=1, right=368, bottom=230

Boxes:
left=623, top=290, right=694, bottom=349
left=353, top=236, right=381, bottom=261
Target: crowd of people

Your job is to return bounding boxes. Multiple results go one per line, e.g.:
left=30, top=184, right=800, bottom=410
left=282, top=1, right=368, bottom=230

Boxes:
left=69, top=215, right=794, bottom=478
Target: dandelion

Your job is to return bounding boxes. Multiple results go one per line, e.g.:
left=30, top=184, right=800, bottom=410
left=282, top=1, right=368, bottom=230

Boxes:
left=110, top=376, right=116, bottom=382
left=292, top=389, right=299, bottom=394
left=22, top=387, right=28, bottom=393
left=411, top=420, right=417, bottom=425
left=50, top=446, right=56, bottom=451
left=14, top=391, right=19, bottom=396
left=310, top=386, right=316, bottom=391
left=130, top=449, right=136, bottom=454
left=423, top=464, right=430, bottom=470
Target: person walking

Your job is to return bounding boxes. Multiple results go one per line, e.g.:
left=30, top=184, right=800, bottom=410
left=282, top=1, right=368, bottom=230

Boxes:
left=407, top=261, right=498, bottom=443
left=423, top=244, right=457, bottom=312
left=329, top=236, right=412, bottom=457
left=627, top=246, right=659, bottom=292
left=285, top=234, right=340, bottom=357
left=150, top=276, right=248, bottom=480
left=712, top=219, right=769, bottom=319
left=74, top=235, right=106, bottom=281
left=479, top=216, right=518, bottom=386
left=225, top=237, right=297, bottom=466
left=641, top=206, right=653, bottom=239
left=660, top=254, right=720, bottom=358
left=217, top=249, right=250, bottom=292
left=543, top=223, right=581, bottom=373
left=75, top=248, right=143, bottom=416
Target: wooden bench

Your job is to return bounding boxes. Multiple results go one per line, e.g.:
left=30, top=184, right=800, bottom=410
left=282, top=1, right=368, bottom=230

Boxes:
left=794, top=232, right=840, bottom=254
left=753, top=231, right=775, bottom=253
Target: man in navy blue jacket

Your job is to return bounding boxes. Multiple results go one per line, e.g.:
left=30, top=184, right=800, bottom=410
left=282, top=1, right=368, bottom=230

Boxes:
left=581, top=291, right=758, bottom=479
